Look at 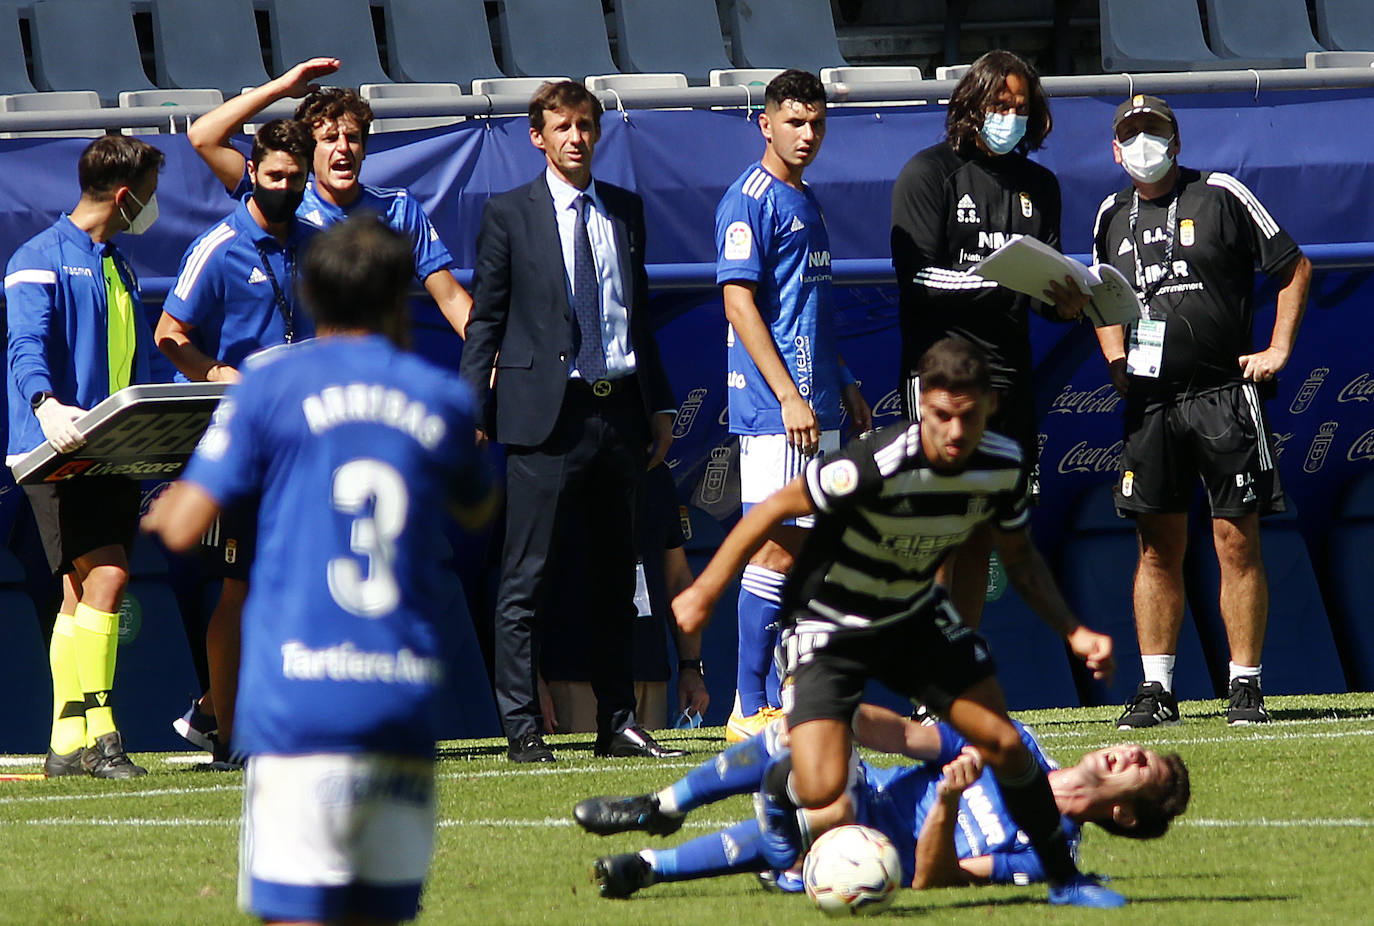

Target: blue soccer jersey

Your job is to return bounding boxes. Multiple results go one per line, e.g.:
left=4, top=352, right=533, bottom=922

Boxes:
left=857, top=721, right=1080, bottom=887
left=182, top=335, right=491, bottom=757
left=5, top=215, right=153, bottom=456
left=162, top=198, right=318, bottom=379
left=716, top=162, right=847, bottom=435
left=298, top=184, right=453, bottom=283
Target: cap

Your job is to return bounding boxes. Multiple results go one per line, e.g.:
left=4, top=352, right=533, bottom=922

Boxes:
left=1113, top=94, right=1177, bottom=133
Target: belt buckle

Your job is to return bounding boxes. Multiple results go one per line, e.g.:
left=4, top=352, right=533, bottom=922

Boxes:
left=592, top=379, right=613, bottom=398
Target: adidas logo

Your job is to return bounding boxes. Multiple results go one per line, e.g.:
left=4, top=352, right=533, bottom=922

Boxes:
left=956, top=193, right=978, bottom=223
left=1117, top=238, right=1133, bottom=256
left=957, top=194, right=976, bottom=210
left=248, top=267, right=269, bottom=284
left=789, top=215, right=806, bottom=232
left=303, top=209, right=325, bottom=227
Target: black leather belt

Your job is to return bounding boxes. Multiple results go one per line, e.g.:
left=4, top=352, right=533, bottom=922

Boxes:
left=572, top=376, right=635, bottom=398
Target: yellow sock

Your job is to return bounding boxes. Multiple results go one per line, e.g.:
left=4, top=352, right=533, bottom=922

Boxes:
left=48, top=612, right=86, bottom=755
left=73, top=602, right=119, bottom=744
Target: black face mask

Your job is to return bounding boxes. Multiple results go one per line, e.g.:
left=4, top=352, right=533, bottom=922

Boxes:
left=253, top=185, right=305, bottom=225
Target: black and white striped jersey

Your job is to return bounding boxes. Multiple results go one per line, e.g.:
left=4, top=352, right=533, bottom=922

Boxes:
left=1090, top=167, right=1301, bottom=395
left=782, top=420, right=1030, bottom=631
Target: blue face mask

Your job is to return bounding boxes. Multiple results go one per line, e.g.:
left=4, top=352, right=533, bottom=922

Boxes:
left=980, top=111, right=1028, bottom=155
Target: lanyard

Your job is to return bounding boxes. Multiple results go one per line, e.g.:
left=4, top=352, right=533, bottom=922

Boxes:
left=251, top=239, right=297, bottom=343
left=1127, top=189, right=1178, bottom=317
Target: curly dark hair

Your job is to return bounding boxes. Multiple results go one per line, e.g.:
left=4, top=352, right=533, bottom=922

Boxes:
left=945, top=50, right=1051, bottom=156
left=250, top=118, right=315, bottom=171
left=1095, top=752, right=1191, bottom=840
left=765, top=69, right=826, bottom=110
left=294, top=87, right=373, bottom=146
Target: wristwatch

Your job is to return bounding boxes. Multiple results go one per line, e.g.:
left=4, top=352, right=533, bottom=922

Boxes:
left=30, top=391, right=55, bottom=410
left=678, top=658, right=704, bottom=677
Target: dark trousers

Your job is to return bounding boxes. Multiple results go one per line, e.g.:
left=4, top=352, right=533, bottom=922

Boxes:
left=495, top=381, right=647, bottom=740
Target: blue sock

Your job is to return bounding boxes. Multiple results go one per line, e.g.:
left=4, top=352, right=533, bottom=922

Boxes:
left=664, top=726, right=782, bottom=813
left=737, top=565, right=785, bottom=713
left=648, top=820, right=767, bottom=882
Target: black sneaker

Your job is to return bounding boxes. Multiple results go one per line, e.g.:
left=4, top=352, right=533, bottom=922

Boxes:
left=81, top=731, right=148, bottom=779
left=172, top=697, right=217, bottom=753
left=194, top=738, right=246, bottom=772
left=1116, top=682, right=1181, bottom=729
left=1226, top=677, right=1270, bottom=725
left=43, top=747, right=86, bottom=778
left=507, top=732, right=555, bottom=763
left=592, top=852, right=654, bottom=899
left=574, top=793, right=684, bottom=837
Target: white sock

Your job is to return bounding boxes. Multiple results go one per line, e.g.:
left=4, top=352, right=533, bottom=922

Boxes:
left=655, top=787, right=679, bottom=814
left=1141, top=654, right=1176, bottom=692
left=1229, top=662, right=1261, bottom=684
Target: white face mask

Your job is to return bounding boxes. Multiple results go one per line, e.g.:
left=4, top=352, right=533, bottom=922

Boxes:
left=120, top=190, right=158, bottom=235
left=1119, top=132, right=1174, bottom=184
left=981, top=111, right=1028, bottom=155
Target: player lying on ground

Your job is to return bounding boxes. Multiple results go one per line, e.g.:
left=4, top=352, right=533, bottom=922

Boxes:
left=673, top=337, right=1125, bottom=907
left=576, top=704, right=1189, bottom=898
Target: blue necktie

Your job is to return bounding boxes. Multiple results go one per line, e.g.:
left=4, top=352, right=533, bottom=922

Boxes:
left=572, top=194, right=607, bottom=380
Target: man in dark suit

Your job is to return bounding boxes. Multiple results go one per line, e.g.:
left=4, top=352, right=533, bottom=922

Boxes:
left=459, top=82, right=681, bottom=763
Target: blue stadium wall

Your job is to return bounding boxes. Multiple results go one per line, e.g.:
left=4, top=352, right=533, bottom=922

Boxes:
left=0, top=89, right=1371, bottom=748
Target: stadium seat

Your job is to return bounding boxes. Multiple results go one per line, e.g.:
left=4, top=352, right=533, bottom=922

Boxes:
left=613, top=0, right=733, bottom=84
left=266, top=0, right=391, bottom=89
left=0, top=90, right=103, bottom=138
left=1186, top=503, right=1346, bottom=697
left=709, top=68, right=784, bottom=88
left=935, top=64, right=971, bottom=80
left=1316, top=0, right=1374, bottom=51
left=585, top=73, right=689, bottom=92
left=149, top=0, right=272, bottom=100
left=821, top=66, right=925, bottom=106
left=360, top=82, right=464, bottom=133
left=0, top=548, right=50, bottom=753
left=29, top=0, right=156, bottom=105
left=1306, top=51, right=1374, bottom=67
left=495, top=0, right=618, bottom=80
left=470, top=76, right=571, bottom=99
left=0, top=2, right=36, bottom=95
left=1204, top=0, right=1324, bottom=67
left=726, top=0, right=848, bottom=71
left=118, top=88, right=224, bottom=135
left=1099, top=0, right=1228, bottom=72
left=382, top=0, right=505, bottom=90
left=1055, top=484, right=1215, bottom=706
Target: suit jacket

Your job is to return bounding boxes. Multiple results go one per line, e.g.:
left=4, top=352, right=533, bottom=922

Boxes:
left=458, top=175, right=675, bottom=448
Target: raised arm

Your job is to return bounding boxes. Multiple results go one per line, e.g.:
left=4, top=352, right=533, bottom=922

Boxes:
left=187, top=57, right=340, bottom=190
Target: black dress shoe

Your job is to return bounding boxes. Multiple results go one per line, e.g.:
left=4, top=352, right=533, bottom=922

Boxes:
left=594, top=725, right=687, bottom=759
left=508, top=732, right=555, bottom=763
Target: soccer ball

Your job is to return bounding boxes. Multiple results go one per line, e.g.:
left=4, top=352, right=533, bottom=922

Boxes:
left=801, top=824, right=901, bottom=916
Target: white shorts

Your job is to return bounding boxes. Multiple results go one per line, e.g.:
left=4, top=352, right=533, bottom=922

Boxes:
left=738, top=430, right=840, bottom=528
left=240, top=753, right=437, bottom=923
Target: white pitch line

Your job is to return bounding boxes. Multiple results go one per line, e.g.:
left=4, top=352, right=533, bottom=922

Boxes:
left=4, top=817, right=234, bottom=827
left=0, top=783, right=240, bottom=807
left=1033, top=726, right=1374, bottom=749
left=1183, top=818, right=1374, bottom=828
left=438, top=758, right=700, bottom=782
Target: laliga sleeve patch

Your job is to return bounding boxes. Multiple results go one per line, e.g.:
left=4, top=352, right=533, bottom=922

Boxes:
left=723, top=221, right=753, bottom=261
left=819, top=459, right=859, bottom=497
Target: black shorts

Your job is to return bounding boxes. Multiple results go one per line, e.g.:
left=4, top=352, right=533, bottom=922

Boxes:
left=905, top=373, right=1040, bottom=503
left=200, top=500, right=256, bottom=580
left=1117, top=382, right=1286, bottom=518
left=781, top=589, right=998, bottom=728
left=24, top=476, right=140, bottom=575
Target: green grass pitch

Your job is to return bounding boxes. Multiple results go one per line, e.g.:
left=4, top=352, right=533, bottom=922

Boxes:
left=2, top=692, right=1372, bottom=924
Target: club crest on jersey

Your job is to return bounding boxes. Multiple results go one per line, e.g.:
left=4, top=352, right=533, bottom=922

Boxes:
left=1019, top=192, right=1033, bottom=218
left=723, top=221, right=752, bottom=260
left=956, top=193, right=978, bottom=224
left=1122, top=470, right=1134, bottom=497
left=819, top=460, right=859, bottom=497
left=1180, top=218, right=1195, bottom=247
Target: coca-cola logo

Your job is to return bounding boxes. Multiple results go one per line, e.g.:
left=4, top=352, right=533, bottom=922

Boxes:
left=1338, top=373, right=1374, bottom=403
left=1057, top=440, right=1124, bottom=474
left=1048, top=383, right=1123, bottom=415
left=1348, top=428, right=1374, bottom=462
left=872, top=389, right=905, bottom=420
